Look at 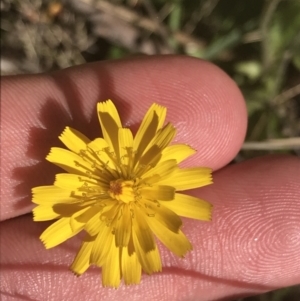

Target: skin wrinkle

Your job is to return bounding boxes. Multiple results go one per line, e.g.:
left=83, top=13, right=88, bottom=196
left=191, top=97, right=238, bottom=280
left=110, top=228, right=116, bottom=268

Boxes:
left=1, top=56, right=299, bottom=300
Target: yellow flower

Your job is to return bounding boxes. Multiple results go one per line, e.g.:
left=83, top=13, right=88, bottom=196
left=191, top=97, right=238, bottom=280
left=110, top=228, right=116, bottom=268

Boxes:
left=32, top=99, right=213, bottom=287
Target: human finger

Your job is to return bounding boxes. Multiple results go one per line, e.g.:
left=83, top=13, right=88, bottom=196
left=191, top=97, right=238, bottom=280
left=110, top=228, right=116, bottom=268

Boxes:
left=1, top=155, right=299, bottom=301
left=1, top=55, right=247, bottom=220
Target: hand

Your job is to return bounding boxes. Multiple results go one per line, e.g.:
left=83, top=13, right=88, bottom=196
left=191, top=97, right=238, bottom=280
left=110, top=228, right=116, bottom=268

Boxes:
left=1, top=56, right=299, bottom=301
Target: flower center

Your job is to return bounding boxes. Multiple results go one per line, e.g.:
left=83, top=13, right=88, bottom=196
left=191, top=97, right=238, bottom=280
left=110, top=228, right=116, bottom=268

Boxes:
left=108, top=179, right=137, bottom=203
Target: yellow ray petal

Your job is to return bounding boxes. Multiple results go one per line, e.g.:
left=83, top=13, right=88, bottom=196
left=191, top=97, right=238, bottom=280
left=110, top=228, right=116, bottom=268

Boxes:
left=160, top=144, right=196, bottom=164
left=70, top=237, right=94, bottom=275
left=135, top=145, right=162, bottom=177
left=52, top=203, right=90, bottom=217
left=145, top=246, right=162, bottom=273
left=32, top=186, right=76, bottom=205
left=131, top=206, right=155, bottom=253
left=100, top=203, right=120, bottom=226
left=98, top=99, right=122, bottom=127
left=97, top=100, right=122, bottom=157
left=157, top=167, right=213, bottom=190
left=141, top=159, right=177, bottom=184
left=101, top=239, right=121, bottom=288
left=115, top=204, right=131, bottom=247
left=40, top=217, right=79, bottom=249
left=142, top=199, right=182, bottom=233
left=142, top=123, right=176, bottom=155
left=141, top=185, right=175, bottom=201
left=84, top=211, right=102, bottom=236
left=47, top=147, right=95, bottom=177
left=88, top=137, right=109, bottom=149
left=59, top=127, right=90, bottom=154
left=147, top=217, right=192, bottom=257
left=90, top=222, right=114, bottom=266
left=138, top=123, right=176, bottom=170
left=121, top=248, right=141, bottom=285
left=162, top=193, right=212, bottom=221
left=74, top=204, right=103, bottom=224
left=118, top=128, right=133, bottom=152
left=69, top=204, right=103, bottom=233
left=133, top=103, right=166, bottom=160
left=132, top=230, right=161, bottom=274
left=33, top=205, right=60, bottom=221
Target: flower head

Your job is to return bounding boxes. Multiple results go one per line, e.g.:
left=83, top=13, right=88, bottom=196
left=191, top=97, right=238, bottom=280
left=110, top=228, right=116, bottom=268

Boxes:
left=32, top=99, right=213, bottom=287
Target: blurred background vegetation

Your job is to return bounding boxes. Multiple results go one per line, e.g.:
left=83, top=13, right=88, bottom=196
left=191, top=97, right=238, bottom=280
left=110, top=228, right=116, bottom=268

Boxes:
left=1, top=0, right=299, bottom=300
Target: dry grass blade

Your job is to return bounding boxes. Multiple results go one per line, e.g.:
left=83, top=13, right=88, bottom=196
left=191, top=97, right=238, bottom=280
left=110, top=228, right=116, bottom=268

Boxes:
left=260, top=0, right=283, bottom=71
left=274, top=83, right=300, bottom=105
left=242, top=138, right=300, bottom=150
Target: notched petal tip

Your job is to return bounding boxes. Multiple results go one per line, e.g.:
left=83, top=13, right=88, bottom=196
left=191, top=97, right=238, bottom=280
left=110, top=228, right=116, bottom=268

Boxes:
left=33, top=205, right=60, bottom=221
left=97, top=99, right=122, bottom=126
left=40, top=237, right=51, bottom=249
left=70, top=270, right=81, bottom=277
left=59, top=126, right=90, bottom=154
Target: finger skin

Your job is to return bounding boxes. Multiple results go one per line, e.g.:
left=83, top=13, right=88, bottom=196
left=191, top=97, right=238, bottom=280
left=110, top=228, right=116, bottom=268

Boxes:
left=1, top=55, right=247, bottom=220
left=1, top=156, right=300, bottom=301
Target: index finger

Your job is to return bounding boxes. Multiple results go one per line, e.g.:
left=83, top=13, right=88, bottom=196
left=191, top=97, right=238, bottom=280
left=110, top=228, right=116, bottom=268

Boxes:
left=0, top=55, right=247, bottom=220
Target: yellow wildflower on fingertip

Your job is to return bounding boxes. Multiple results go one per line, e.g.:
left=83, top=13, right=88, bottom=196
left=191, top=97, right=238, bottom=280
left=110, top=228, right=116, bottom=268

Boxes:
left=32, top=99, right=213, bottom=288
